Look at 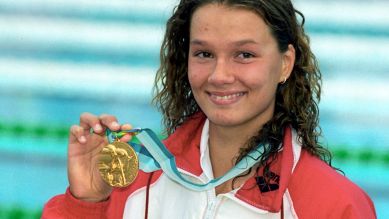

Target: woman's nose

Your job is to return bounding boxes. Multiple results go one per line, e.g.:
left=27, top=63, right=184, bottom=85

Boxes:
left=208, top=58, right=235, bottom=85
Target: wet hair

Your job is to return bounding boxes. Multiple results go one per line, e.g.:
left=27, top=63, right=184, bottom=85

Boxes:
left=153, top=0, right=332, bottom=182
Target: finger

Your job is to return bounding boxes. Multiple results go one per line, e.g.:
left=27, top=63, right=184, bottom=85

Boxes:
left=98, top=114, right=120, bottom=131
left=121, top=124, right=133, bottom=131
left=119, top=124, right=133, bottom=142
left=79, top=112, right=103, bottom=134
left=69, top=125, right=87, bottom=144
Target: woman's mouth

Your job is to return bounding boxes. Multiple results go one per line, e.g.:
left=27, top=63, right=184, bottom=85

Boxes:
left=208, top=91, right=246, bottom=105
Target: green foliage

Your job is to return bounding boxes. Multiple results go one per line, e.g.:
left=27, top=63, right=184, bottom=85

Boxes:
left=332, top=147, right=389, bottom=165
left=0, top=206, right=41, bottom=219
left=332, top=149, right=350, bottom=161
left=0, top=122, right=68, bottom=139
left=0, top=120, right=388, bottom=165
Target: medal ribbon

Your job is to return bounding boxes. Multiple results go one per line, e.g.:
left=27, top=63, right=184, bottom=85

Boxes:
left=106, top=128, right=264, bottom=191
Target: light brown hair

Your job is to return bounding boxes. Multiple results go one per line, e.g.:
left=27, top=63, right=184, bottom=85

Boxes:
left=153, top=0, right=332, bottom=174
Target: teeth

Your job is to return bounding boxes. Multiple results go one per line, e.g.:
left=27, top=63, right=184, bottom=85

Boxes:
left=213, top=92, right=244, bottom=100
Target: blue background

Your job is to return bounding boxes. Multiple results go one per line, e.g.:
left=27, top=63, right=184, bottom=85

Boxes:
left=0, top=0, right=388, bottom=218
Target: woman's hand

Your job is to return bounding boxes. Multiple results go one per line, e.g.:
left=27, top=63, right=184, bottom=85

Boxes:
left=67, top=113, right=133, bottom=202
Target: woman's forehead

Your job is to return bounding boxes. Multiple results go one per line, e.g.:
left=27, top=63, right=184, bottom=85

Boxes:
left=189, top=4, right=272, bottom=45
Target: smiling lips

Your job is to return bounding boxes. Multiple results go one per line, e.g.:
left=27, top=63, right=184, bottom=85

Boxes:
left=208, top=91, right=246, bottom=105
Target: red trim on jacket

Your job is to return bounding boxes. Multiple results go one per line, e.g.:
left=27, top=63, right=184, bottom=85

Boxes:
left=235, top=125, right=294, bottom=212
left=289, top=150, right=377, bottom=218
left=162, top=112, right=206, bottom=176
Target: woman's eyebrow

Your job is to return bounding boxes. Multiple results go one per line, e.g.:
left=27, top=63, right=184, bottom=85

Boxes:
left=190, top=39, right=259, bottom=46
left=190, top=39, right=208, bottom=46
left=232, top=39, right=260, bottom=46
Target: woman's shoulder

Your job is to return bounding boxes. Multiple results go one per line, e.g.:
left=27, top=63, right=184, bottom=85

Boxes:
left=288, top=150, right=376, bottom=218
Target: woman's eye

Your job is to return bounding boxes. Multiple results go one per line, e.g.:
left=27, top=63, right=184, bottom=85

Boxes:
left=237, top=52, right=254, bottom=59
left=195, top=51, right=213, bottom=58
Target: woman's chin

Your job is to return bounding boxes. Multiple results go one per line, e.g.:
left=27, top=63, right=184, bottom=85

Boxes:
left=206, top=112, right=242, bottom=127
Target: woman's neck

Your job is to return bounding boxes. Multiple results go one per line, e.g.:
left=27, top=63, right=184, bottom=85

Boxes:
left=208, top=121, right=262, bottom=179
left=208, top=122, right=263, bottom=194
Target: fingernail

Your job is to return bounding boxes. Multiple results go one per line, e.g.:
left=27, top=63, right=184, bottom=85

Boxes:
left=111, top=122, right=120, bottom=129
left=94, top=124, right=102, bottom=132
left=79, top=136, right=86, bottom=143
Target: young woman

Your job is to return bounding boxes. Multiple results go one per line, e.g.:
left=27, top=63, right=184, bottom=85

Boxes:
left=43, top=0, right=376, bottom=218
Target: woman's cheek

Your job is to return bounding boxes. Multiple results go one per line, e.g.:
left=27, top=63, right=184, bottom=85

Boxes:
left=188, top=64, right=209, bottom=86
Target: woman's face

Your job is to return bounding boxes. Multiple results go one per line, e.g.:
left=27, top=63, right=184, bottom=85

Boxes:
left=188, top=3, right=294, bottom=130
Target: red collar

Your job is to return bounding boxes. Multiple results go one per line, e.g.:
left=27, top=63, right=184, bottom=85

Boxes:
left=163, top=112, right=294, bottom=212
left=163, top=112, right=205, bottom=176
left=235, top=126, right=294, bottom=212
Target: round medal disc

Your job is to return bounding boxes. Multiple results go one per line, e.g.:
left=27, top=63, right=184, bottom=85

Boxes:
left=98, top=141, right=139, bottom=187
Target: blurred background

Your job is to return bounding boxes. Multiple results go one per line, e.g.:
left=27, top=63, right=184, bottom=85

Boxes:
left=0, top=0, right=388, bottom=218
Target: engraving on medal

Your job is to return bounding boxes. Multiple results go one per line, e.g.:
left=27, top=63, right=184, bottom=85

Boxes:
left=98, top=141, right=139, bottom=187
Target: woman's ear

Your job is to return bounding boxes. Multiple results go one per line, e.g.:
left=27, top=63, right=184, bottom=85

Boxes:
left=279, top=44, right=296, bottom=83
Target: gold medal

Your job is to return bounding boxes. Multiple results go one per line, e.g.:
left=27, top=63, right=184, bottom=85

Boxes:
left=98, top=141, right=139, bottom=187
